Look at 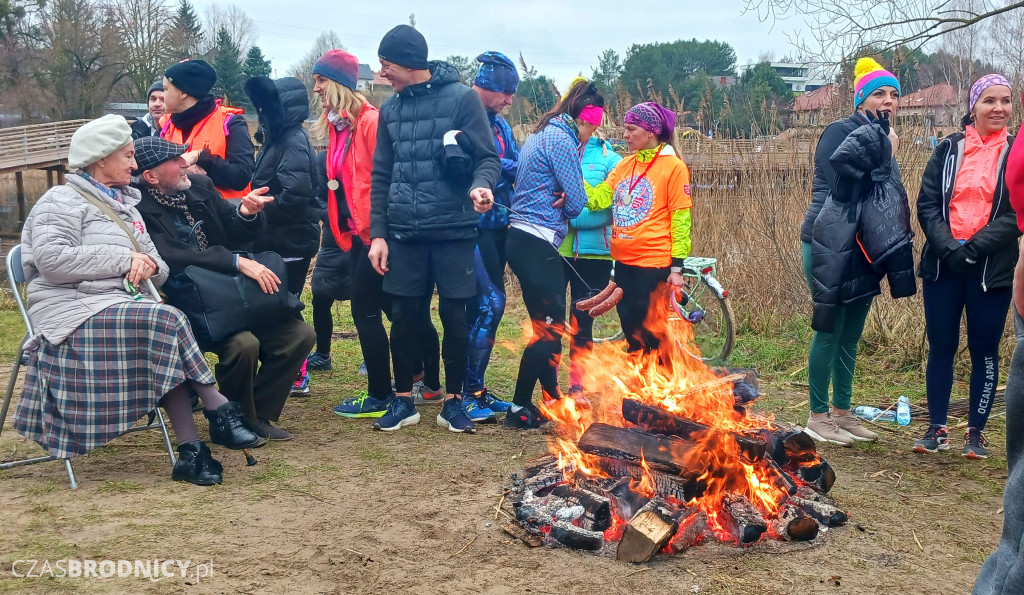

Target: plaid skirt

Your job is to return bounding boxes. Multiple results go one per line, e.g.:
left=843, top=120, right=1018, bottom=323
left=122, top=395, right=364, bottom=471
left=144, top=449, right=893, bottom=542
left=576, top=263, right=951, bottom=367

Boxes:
left=14, top=302, right=215, bottom=459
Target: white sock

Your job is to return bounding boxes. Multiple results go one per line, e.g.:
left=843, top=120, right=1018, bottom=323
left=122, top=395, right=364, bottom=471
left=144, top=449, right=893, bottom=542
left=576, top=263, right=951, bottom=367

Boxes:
left=510, top=405, right=523, bottom=413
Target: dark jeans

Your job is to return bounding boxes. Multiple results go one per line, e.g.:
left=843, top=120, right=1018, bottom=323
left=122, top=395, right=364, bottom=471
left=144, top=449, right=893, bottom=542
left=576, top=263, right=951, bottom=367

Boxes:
left=615, top=262, right=670, bottom=354
left=350, top=238, right=395, bottom=399
left=206, top=316, right=316, bottom=422
left=924, top=266, right=1012, bottom=430
left=285, top=258, right=312, bottom=298
left=564, top=257, right=613, bottom=387
left=391, top=295, right=464, bottom=395
left=465, top=227, right=507, bottom=394
left=507, top=227, right=565, bottom=406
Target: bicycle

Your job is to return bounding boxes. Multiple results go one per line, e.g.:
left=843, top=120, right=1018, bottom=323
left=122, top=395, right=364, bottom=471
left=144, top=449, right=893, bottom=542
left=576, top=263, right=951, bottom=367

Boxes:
left=592, top=256, right=735, bottom=364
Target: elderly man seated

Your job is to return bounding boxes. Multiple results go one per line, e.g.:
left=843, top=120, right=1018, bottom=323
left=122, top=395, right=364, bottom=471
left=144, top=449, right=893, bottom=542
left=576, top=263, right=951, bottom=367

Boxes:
left=131, top=136, right=315, bottom=441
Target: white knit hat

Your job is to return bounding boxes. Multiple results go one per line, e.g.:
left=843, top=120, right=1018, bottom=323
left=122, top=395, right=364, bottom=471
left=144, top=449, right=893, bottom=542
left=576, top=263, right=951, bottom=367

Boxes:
left=67, top=115, right=133, bottom=169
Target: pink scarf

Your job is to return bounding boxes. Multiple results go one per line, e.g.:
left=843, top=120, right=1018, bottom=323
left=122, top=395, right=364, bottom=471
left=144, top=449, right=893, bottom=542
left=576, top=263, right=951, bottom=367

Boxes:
left=325, top=115, right=354, bottom=250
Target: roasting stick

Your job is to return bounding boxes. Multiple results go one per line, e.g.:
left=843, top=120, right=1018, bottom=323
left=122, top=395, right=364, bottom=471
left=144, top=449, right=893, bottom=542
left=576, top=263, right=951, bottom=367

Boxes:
left=144, top=280, right=257, bottom=467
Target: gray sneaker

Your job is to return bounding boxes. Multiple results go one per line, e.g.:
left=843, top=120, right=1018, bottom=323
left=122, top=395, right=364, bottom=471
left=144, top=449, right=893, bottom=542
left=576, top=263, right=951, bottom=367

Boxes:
left=832, top=408, right=878, bottom=442
left=804, top=412, right=855, bottom=446
left=962, top=427, right=988, bottom=459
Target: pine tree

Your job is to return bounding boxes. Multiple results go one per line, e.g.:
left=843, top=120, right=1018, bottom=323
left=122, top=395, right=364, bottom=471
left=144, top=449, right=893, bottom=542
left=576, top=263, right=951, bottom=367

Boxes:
left=170, top=0, right=203, bottom=60
left=212, top=27, right=245, bottom=107
left=243, top=46, right=272, bottom=80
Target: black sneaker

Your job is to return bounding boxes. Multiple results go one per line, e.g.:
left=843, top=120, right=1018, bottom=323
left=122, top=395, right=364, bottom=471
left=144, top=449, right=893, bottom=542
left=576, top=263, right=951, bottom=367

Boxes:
left=913, top=425, right=949, bottom=453
left=504, top=405, right=545, bottom=430
left=307, top=351, right=333, bottom=371
left=963, top=427, right=989, bottom=459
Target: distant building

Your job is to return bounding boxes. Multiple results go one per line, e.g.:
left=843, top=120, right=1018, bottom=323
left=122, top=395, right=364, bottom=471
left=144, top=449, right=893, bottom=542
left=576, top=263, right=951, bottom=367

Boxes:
left=711, top=75, right=736, bottom=89
left=356, top=64, right=375, bottom=92
left=896, top=82, right=960, bottom=137
left=791, top=84, right=841, bottom=126
left=738, top=62, right=828, bottom=93
left=107, top=102, right=148, bottom=118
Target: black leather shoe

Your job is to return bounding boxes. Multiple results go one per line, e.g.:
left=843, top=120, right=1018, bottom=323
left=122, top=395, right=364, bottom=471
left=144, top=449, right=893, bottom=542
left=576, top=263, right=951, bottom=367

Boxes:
left=171, top=442, right=223, bottom=486
left=252, top=418, right=293, bottom=441
left=204, top=402, right=264, bottom=450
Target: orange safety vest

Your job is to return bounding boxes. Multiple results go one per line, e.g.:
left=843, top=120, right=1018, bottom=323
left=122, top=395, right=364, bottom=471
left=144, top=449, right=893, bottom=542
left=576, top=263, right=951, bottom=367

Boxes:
left=159, top=106, right=251, bottom=199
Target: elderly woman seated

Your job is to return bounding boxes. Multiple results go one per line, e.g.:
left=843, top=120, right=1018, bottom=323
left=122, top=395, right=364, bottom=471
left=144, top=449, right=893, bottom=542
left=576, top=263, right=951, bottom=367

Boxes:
left=14, top=115, right=262, bottom=486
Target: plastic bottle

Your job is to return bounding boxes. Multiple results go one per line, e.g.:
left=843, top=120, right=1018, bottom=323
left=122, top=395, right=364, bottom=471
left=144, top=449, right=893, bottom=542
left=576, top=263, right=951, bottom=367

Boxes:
left=896, top=395, right=912, bottom=426
left=852, top=406, right=897, bottom=423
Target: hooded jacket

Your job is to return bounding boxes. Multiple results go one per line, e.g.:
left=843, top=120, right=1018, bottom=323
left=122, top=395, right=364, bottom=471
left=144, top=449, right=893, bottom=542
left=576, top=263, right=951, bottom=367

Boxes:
left=917, top=130, right=1019, bottom=290
left=477, top=110, right=519, bottom=230
left=801, top=114, right=867, bottom=244
left=560, top=137, right=622, bottom=258
left=369, top=61, right=501, bottom=243
left=810, top=119, right=916, bottom=332
left=245, top=76, right=320, bottom=258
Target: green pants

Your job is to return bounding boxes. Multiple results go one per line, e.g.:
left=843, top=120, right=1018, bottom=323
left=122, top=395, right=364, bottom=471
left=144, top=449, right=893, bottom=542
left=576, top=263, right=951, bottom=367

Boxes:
left=802, top=242, right=872, bottom=413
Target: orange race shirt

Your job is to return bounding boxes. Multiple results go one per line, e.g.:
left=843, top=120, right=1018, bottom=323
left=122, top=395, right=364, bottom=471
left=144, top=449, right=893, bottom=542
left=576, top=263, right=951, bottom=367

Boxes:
left=603, top=148, right=692, bottom=268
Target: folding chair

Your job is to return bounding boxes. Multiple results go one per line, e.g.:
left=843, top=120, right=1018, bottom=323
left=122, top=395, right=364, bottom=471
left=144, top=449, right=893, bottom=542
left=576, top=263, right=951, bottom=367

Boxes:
left=0, top=244, right=177, bottom=489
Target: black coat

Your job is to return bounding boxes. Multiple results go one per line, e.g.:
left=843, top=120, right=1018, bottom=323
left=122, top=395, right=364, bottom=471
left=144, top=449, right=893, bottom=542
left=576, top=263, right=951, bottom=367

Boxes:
left=246, top=76, right=321, bottom=259
left=917, top=131, right=1020, bottom=290
left=369, top=61, right=501, bottom=242
left=311, top=150, right=351, bottom=301
left=801, top=114, right=867, bottom=243
left=810, top=119, right=916, bottom=332
left=135, top=174, right=265, bottom=276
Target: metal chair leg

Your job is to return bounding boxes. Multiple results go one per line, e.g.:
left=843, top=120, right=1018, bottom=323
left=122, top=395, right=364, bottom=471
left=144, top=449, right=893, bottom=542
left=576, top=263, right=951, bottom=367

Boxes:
left=0, top=353, right=24, bottom=440
left=63, top=459, right=77, bottom=490
left=154, top=407, right=176, bottom=465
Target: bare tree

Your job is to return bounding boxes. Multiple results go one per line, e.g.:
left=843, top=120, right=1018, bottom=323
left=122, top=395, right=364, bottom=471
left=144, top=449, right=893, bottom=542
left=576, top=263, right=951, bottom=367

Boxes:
left=744, top=0, right=1024, bottom=60
left=990, top=4, right=1024, bottom=88
left=202, top=3, right=256, bottom=55
left=109, top=0, right=174, bottom=101
left=287, top=30, right=345, bottom=105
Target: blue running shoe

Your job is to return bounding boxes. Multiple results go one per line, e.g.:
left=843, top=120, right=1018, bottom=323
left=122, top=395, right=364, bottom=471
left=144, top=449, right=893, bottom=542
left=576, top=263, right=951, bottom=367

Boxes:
left=463, top=394, right=497, bottom=423
left=373, top=396, right=420, bottom=431
left=307, top=351, right=333, bottom=371
left=333, top=391, right=390, bottom=418
left=289, top=372, right=311, bottom=397
left=476, top=388, right=512, bottom=413
left=438, top=398, right=477, bottom=433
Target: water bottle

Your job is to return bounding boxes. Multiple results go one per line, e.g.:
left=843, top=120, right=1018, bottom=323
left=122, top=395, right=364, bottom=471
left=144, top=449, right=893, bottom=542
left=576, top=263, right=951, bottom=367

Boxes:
left=896, top=395, right=912, bottom=426
left=853, top=406, right=897, bottom=423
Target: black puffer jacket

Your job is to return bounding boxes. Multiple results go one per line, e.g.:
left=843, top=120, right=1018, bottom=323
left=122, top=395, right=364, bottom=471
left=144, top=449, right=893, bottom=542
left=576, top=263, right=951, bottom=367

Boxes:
left=311, top=151, right=351, bottom=301
left=245, top=76, right=321, bottom=258
left=801, top=114, right=868, bottom=243
left=917, top=131, right=1019, bottom=290
left=810, top=119, right=916, bottom=332
left=369, top=61, right=501, bottom=242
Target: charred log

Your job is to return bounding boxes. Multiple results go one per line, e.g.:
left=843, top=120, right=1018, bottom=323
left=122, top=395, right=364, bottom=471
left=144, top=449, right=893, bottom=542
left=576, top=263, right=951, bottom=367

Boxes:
left=617, top=497, right=684, bottom=562
left=790, top=496, right=848, bottom=527
left=550, top=521, right=604, bottom=551
left=788, top=459, right=836, bottom=494
left=764, top=459, right=799, bottom=496
left=722, top=494, right=768, bottom=545
left=620, top=399, right=767, bottom=462
left=668, top=509, right=708, bottom=553
left=770, top=503, right=819, bottom=541
left=762, top=430, right=819, bottom=466
left=502, top=521, right=544, bottom=547
left=521, top=454, right=558, bottom=479
left=550, top=485, right=612, bottom=532
left=590, top=457, right=704, bottom=503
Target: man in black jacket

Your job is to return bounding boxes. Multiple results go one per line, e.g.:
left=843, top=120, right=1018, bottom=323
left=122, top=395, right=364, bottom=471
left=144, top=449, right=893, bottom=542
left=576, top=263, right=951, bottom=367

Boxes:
left=132, top=136, right=316, bottom=442
left=130, top=79, right=165, bottom=140
left=367, top=24, right=500, bottom=434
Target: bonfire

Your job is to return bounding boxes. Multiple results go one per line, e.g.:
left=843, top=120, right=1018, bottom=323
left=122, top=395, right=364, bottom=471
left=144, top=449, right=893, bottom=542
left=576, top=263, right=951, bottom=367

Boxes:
left=504, top=288, right=846, bottom=561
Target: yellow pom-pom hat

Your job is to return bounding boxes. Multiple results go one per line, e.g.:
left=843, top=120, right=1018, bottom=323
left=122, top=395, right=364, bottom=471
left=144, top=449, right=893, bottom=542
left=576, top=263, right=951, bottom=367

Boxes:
left=853, top=57, right=901, bottom=108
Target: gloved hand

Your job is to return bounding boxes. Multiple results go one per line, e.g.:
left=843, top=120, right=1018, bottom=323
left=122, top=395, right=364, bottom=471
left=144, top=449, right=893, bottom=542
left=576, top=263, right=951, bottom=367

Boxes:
left=863, top=109, right=891, bottom=135
left=946, top=245, right=979, bottom=273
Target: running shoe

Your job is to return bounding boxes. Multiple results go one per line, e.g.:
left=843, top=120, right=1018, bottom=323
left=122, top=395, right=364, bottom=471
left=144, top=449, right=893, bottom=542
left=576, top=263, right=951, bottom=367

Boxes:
left=290, top=372, right=311, bottom=397
left=913, top=425, right=949, bottom=453
left=463, top=394, right=497, bottom=423
left=505, top=405, right=545, bottom=430
left=373, top=396, right=420, bottom=431
left=437, top=398, right=477, bottom=434
left=414, top=380, right=444, bottom=404
left=307, top=351, right=333, bottom=371
left=333, top=391, right=390, bottom=418
left=963, top=427, right=988, bottom=459
left=475, top=388, right=512, bottom=413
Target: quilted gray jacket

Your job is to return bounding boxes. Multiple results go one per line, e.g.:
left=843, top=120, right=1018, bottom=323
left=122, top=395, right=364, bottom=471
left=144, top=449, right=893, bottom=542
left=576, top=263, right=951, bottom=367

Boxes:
left=20, top=174, right=169, bottom=344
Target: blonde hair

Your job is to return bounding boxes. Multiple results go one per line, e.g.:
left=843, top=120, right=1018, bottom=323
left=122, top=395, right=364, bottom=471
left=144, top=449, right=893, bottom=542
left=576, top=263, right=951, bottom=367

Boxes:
left=312, top=78, right=369, bottom=140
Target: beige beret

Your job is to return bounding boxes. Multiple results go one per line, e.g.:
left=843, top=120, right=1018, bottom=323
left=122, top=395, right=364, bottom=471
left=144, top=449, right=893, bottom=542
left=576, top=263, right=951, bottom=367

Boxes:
left=68, top=114, right=133, bottom=169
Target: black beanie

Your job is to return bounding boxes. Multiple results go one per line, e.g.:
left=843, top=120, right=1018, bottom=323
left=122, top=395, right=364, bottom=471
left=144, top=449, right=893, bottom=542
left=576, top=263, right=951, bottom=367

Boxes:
left=378, top=25, right=429, bottom=70
left=165, top=59, right=217, bottom=98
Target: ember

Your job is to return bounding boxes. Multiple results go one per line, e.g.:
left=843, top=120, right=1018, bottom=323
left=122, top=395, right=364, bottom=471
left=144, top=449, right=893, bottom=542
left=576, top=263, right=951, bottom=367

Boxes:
left=504, top=288, right=847, bottom=561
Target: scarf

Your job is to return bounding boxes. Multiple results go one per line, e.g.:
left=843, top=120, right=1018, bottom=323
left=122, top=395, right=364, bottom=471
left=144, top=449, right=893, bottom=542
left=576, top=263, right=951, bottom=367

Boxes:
left=559, top=112, right=581, bottom=141
left=325, top=109, right=355, bottom=250
left=635, top=144, right=665, bottom=163
left=150, top=187, right=208, bottom=250
left=170, top=95, right=218, bottom=139
left=78, top=171, right=131, bottom=211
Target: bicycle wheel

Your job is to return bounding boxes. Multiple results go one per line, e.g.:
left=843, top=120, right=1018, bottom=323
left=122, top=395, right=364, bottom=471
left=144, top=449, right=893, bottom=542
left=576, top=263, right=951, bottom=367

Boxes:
left=590, top=307, right=624, bottom=343
left=674, top=275, right=735, bottom=363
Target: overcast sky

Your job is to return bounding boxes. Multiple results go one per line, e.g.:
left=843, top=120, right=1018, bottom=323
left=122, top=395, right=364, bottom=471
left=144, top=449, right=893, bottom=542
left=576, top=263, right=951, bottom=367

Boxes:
left=190, top=0, right=811, bottom=89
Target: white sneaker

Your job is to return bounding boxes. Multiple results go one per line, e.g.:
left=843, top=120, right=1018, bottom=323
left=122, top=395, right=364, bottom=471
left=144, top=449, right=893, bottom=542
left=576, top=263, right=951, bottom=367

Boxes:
left=832, top=408, right=878, bottom=442
left=804, top=412, right=855, bottom=446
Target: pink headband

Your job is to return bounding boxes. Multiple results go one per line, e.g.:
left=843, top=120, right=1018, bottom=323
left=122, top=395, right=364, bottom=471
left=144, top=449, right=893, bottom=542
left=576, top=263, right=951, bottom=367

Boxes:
left=578, top=105, right=604, bottom=126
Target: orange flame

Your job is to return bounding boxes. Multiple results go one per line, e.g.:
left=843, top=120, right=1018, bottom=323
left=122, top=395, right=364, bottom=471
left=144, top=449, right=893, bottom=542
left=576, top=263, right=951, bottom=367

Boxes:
left=629, top=450, right=657, bottom=498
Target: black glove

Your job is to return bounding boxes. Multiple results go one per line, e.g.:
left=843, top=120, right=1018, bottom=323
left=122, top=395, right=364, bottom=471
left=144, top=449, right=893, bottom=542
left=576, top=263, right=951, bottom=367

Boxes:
left=946, top=245, right=978, bottom=273
left=863, top=109, right=891, bottom=135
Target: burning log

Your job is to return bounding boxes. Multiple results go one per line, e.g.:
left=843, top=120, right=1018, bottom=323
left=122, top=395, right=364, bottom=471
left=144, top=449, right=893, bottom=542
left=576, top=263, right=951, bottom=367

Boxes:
left=667, top=509, right=708, bottom=553
left=550, top=521, right=604, bottom=551
left=620, top=399, right=767, bottom=462
left=764, top=459, right=799, bottom=496
left=616, top=497, right=685, bottom=562
left=721, top=494, right=768, bottom=545
left=522, top=454, right=558, bottom=479
left=589, top=453, right=704, bottom=503
left=763, top=429, right=818, bottom=466
left=576, top=423, right=699, bottom=476
left=711, top=366, right=760, bottom=404
left=550, top=485, right=612, bottom=532
left=770, top=503, right=819, bottom=541
left=502, top=521, right=544, bottom=547
left=790, top=496, right=848, bottom=527
left=789, top=459, right=836, bottom=494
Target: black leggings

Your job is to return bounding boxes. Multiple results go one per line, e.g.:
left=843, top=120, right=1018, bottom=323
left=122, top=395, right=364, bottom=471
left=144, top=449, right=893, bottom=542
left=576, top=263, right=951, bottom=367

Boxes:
left=391, top=295, right=463, bottom=395
left=285, top=258, right=312, bottom=298
left=349, top=238, right=395, bottom=399
left=312, top=294, right=335, bottom=355
left=924, top=267, right=1012, bottom=431
left=616, top=263, right=670, bottom=354
left=564, top=257, right=613, bottom=388
left=507, top=228, right=565, bottom=407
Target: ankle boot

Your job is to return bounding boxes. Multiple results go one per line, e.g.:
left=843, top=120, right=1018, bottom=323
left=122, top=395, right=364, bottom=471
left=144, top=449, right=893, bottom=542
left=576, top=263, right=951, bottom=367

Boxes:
left=204, top=402, right=264, bottom=450
left=171, top=442, right=223, bottom=486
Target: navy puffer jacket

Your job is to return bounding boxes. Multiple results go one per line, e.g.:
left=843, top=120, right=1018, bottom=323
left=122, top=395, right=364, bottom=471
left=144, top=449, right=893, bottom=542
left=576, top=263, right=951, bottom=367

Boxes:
left=369, top=61, right=501, bottom=243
